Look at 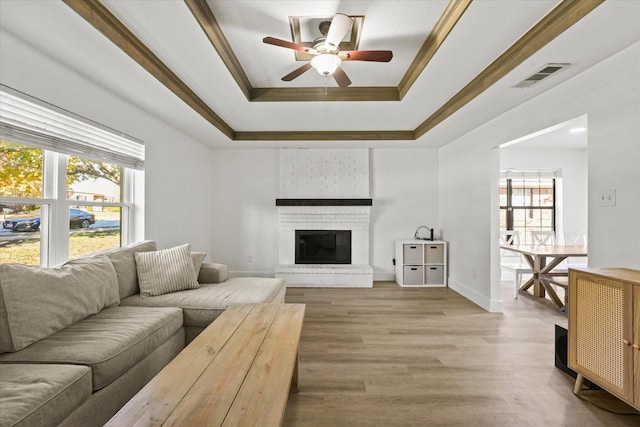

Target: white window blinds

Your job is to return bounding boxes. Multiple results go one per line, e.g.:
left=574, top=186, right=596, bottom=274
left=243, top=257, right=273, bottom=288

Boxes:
left=0, top=85, right=144, bottom=170
left=500, top=169, right=562, bottom=180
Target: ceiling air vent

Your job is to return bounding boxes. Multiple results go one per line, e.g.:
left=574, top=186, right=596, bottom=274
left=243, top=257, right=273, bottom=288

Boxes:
left=515, top=63, right=571, bottom=88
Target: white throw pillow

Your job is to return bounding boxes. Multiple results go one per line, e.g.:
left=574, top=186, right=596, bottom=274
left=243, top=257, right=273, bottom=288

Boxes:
left=135, top=244, right=200, bottom=298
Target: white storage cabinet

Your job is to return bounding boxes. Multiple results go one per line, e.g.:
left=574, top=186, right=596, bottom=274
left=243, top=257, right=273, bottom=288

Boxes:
left=395, top=240, right=447, bottom=287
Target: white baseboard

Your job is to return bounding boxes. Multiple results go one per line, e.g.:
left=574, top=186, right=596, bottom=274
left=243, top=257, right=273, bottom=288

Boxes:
left=447, top=278, right=503, bottom=313
left=373, top=272, right=395, bottom=282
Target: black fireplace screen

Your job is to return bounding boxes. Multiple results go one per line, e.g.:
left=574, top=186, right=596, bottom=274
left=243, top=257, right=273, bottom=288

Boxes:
left=295, top=230, right=352, bottom=264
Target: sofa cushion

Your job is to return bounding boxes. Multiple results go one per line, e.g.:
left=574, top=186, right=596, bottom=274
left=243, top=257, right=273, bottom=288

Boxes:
left=135, top=244, right=200, bottom=298
left=0, top=306, right=183, bottom=391
left=191, top=252, right=206, bottom=278
left=120, top=277, right=286, bottom=327
left=0, top=363, right=91, bottom=427
left=0, top=255, right=119, bottom=353
left=99, top=240, right=158, bottom=299
left=198, top=262, right=228, bottom=284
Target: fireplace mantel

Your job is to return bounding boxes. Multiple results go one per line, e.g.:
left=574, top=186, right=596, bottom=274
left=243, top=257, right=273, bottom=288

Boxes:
left=276, top=199, right=372, bottom=206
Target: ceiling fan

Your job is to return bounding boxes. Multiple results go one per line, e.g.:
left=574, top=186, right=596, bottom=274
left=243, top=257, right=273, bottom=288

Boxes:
left=263, top=13, right=393, bottom=87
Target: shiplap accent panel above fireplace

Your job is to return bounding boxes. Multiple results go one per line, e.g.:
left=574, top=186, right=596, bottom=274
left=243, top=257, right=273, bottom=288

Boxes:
left=279, top=148, right=369, bottom=198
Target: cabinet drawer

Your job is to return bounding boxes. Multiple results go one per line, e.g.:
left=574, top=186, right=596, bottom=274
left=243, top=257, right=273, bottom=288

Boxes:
left=403, top=265, right=424, bottom=286
left=403, top=244, right=423, bottom=264
left=425, top=265, right=444, bottom=284
left=424, top=244, right=444, bottom=264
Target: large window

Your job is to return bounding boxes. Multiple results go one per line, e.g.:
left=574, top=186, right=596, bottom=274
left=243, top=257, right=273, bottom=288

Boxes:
left=0, top=85, right=144, bottom=266
left=499, top=171, right=558, bottom=244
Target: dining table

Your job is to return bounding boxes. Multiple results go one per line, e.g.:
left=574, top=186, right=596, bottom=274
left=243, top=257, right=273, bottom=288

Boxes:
left=499, top=244, right=588, bottom=308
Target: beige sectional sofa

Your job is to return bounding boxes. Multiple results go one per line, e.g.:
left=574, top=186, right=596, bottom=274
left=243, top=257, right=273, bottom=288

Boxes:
left=0, top=240, right=286, bottom=427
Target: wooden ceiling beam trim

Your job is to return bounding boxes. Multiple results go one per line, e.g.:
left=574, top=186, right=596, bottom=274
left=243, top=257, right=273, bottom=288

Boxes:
left=234, top=131, right=415, bottom=141
left=184, top=0, right=253, bottom=101
left=414, top=0, right=605, bottom=139
left=62, top=0, right=235, bottom=140
left=251, top=87, right=400, bottom=102
left=398, top=0, right=472, bottom=100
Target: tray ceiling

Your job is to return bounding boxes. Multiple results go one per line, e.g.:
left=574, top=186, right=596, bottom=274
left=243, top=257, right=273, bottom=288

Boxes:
left=1, top=1, right=639, bottom=148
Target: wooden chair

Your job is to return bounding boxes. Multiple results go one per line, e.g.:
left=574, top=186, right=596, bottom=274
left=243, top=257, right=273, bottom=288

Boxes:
left=499, top=230, right=532, bottom=299
left=531, top=230, right=556, bottom=245
left=563, top=233, right=587, bottom=246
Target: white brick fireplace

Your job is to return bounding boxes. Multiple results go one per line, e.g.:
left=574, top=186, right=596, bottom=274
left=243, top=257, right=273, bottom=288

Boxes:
left=275, top=202, right=373, bottom=287
left=274, top=149, right=373, bottom=287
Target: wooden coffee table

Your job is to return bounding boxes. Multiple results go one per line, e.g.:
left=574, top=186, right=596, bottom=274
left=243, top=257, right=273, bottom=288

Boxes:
left=105, top=303, right=305, bottom=427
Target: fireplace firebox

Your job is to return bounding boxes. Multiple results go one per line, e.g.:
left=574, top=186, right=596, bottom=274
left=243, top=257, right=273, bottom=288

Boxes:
left=295, top=230, right=351, bottom=264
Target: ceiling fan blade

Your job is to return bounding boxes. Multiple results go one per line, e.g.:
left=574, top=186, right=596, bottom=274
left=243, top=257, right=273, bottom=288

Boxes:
left=341, top=50, right=393, bottom=62
left=281, top=63, right=313, bottom=81
left=263, top=36, right=316, bottom=54
left=333, top=66, right=352, bottom=88
left=325, top=13, right=353, bottom=47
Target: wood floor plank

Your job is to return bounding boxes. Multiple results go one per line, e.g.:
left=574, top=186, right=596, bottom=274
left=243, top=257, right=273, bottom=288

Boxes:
left=283, top=282, right=639, bottom=427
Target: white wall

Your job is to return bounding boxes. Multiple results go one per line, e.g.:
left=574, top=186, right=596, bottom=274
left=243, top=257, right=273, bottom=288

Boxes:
left=209, top=149, right=280, bottom=275
left=440, top=41, right=640, bottom=312
left=371, top=149, right=439, bottom=280
left=500, top=148, right=588, bottom=239
left=0, top=30, right=216, bottom=256
left=209, top=148, right=438, bottom=280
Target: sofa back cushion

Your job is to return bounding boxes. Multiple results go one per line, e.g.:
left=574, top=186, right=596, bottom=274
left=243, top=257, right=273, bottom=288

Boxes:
left=100, top=240, right=157, bottom=299
left=0, top=255, right=119, bottom=352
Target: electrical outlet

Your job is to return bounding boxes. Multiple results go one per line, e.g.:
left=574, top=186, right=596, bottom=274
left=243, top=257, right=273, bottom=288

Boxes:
left=598, top=189, right=616, bottom=207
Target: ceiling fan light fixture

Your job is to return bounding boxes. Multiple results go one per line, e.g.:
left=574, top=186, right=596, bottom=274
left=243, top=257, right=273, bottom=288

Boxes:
left=310, top=53, right=341, bottom=76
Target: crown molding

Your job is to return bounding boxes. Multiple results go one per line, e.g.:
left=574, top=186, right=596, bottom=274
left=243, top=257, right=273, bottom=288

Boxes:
left=233, top=130, right=415, bottom=141
left=184, top=0, right=253, bottom=101
left=397, top=0, right=472, bottom=100
left=250, top=87, right=400, bottom=102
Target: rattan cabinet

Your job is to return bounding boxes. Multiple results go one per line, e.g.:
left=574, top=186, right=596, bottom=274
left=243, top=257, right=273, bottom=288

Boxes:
left=568, top=268, right=640, bottom=411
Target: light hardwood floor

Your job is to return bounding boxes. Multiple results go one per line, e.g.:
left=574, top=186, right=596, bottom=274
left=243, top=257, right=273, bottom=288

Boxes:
left=283, top=282, right=639, bottom=427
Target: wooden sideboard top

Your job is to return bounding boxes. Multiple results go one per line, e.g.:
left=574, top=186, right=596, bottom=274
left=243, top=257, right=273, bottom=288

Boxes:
left=571, top=267, right=640, bottom=286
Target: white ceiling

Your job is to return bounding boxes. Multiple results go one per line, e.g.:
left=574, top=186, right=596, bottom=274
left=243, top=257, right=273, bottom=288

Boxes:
left=502, top=115, right=588, bottom=150
left=0, top=1, right=639, bottom=149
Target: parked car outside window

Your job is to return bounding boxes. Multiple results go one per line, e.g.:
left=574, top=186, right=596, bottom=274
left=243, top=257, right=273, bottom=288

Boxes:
left=2, top=208, right=96, bottom=232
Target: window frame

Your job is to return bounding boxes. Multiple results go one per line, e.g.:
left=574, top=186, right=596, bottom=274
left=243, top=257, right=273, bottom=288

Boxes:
left=499, top=175, right=557, bottom=245
left=1, top=149, right=139, bottom=266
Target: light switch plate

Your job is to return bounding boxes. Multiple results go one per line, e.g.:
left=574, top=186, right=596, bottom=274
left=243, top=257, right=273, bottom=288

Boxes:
left=598, top=189, right=616, bottom=207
